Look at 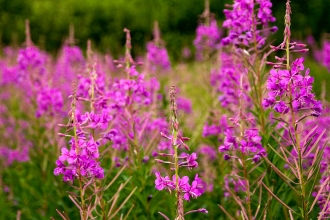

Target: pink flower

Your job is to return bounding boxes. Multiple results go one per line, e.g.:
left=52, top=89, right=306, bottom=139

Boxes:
left=155, top=172, right=175, bottom=191
left=184, top=174, right=205, bottom=201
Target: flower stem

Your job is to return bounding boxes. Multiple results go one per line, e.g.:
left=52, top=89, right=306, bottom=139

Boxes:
left=242, top=152, right=253, bottom=220
left=251, top=0, right=265, bottom=134
left=285, top=11, right=307, bottom=218
left=74, top=123, right=87, bottom=220
left=170, top=86, right=184, bottom=220
left=71, top=92, right=87, bottom=220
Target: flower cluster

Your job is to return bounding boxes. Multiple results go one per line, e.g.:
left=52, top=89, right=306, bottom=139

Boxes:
left=198, top=145, right=217, bottom=161
left=77, top=75, right=106, bottom=100
left=55, top=45, right=85, bottom=97
left=54, top=132, right=104, bottom=182
left=105, top=128, right=128, bottom=150
left=61, top=45, right=85, bottom=64
left=146, top=42, right=171, bottom=71
left=17, top=46, right=47, bottom=79
left=36, top=87, right=63, bottom=117
left=77, top=109, right=113, bottom=130
left=222, top=0, right=276, bottom=46
left=176, top=96, right=192, bottom=114
left=155, top=172, right=205, bottom=201
left=15, top=45, right=52, bottom=101
left=203, top=115, right=228, bottom=137
left=146, top=21, right=171, bottom=72
left=3, top=25, right=66, bottom=120
left=194, top=19, right=221, bottom=60
left=0, top=145, right=30, bottom=166
left=318, top=39, right=330, bottom=72
left=154, top=86, right=206, bottom=218
left=219, top=128, right=266, bottom=163
left=109, top=74, right=151, bottom=109
left=263, top=57, right=322, bottom=116
left=223, top=176, right=247, bottom=197
left=210, top=52, right=251, bottom=109
left=1, top=65, right=19, bottom=85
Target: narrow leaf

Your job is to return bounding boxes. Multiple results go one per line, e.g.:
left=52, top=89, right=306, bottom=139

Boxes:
left=261, top=182, right=298, bottom=215
left=303, top=129, right=326, bottom=158
left=104, top=165, right=127, bottom=191
left=218, top=204, right=236, bottom=220
left=254, top=185, right=263, bottom=218
left=309, top=178, right=329, bottom=214
left=56, top=209, right=69, bottom=220
left=263, top=157, right=299, bottom=189
left=109, top=187, right=137, bottom=219
left=158, top=212, right=170, bottom=220
left=318, top=190, right=330, bottom=220
left=267, top=143, right=294, bottom=168
left=123, top=204, right=135, bottom=220
left=289, top=210, right=294, bottom=220
left=68, top=195, right=82, bottom=212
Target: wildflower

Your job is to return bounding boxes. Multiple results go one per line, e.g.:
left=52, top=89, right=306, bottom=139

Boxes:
left=221, top=0, right=276, bottom=46
left=54, top=135, right=104, bottom=182
left=146, top=42, right=171, bottom=71
left=264, top=57, right=322, bottom=116
left=194, top=19, right=221, bottom=60
left=182, top=153, right=199, bottom=169
left=36, top=87, right=63, bottom=117
left=185, top=174, right=205, bottom=201
left=155, top=172, right=175, bottom=191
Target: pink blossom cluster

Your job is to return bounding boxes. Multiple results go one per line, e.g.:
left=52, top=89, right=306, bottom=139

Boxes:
left=222, top=0, right=277, bottom=46
left=155, top=172, right=205, bottom=201
left=146, top=42, right=171, bottom=71
left=210, top=52, right=251, bottom=109
left=263, top=57, right=322, bottom=116
left=219, top=128, right=266, bottom=163
left=194, top=19, right=221, bottom=60
left=54, top=133, right=104, bottom=182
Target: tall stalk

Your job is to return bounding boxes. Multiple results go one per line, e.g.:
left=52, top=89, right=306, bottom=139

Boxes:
left=71, top=90, right=87, bottom=220
left=170, top=86, right=184, bottom=220
left=284, top=1, right=308, bottom=218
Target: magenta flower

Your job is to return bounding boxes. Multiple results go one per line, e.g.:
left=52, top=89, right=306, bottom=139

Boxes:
left=17, top=46, right=47, bottom=77
left=36, top=87, right=63, bottom=117
left=198, top=145, right=217, bottom=161
left=264, top=58, right=322, bottom=116
left=176, top=96, right=192, bottom=114
left=219, top=128, right=266, bottom=163
left=186, top=153, right=198, bottom=169
left=194, top=19, right=221, bottom=60
left=172, top=175, right=190, bottom=192
left=210, top=52, right=251, bottom=110
left=222, top=0, right=276, bottom=46
left=54, top=135, right=104, bottom=182
left=155, top=172, right=175, bottom=191
left=146, top=42, right=171, bottom=71
left=184, top=174, right=205, bottom=201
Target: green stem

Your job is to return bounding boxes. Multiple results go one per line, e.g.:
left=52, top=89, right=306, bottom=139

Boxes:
left=242, top=152, right=253, bottom=220
left=170, top=86, right=184, bottom=219
left=251, top=0, right=265, bottom=134
left=173, top=122, right=181, bottom=218
left=286, top=34, right=307, bottom=220
left=73, top=118, right=87, bottom=220
left=238, top=74, right=253, bottom=220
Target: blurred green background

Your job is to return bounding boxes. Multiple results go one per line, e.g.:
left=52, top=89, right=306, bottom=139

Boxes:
left=0, top=0, right=329, bottom=58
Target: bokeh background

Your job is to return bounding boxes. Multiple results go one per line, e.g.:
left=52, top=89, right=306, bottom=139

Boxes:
left=0, top=0, right=329, bottom=59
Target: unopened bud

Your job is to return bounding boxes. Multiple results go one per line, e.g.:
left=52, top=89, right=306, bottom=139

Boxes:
left=183, top=143, right=190, bottom=151
left=224, top=154, right=231, bottom=160
left=198, top=208, right=208, bottom=213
